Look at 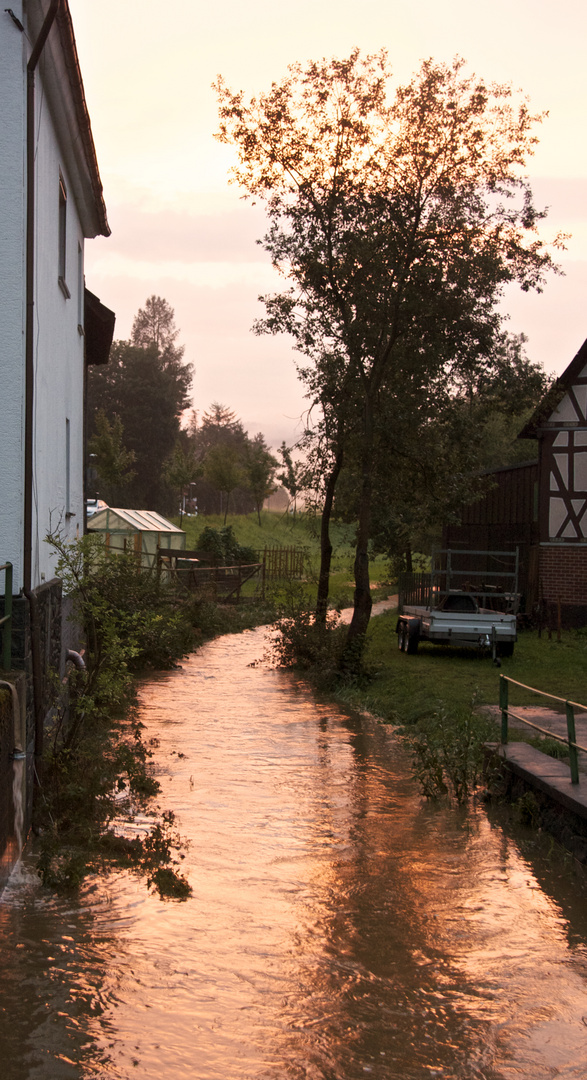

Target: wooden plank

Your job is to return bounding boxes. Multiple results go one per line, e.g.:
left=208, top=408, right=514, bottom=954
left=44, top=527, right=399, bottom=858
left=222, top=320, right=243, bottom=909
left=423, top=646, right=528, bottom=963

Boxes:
left=490, top=742, right=587, bottom=820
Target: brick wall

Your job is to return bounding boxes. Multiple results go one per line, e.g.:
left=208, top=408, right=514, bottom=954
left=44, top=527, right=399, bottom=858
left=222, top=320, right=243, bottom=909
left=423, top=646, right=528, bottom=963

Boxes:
left=539, top=545, right=587, bottom=628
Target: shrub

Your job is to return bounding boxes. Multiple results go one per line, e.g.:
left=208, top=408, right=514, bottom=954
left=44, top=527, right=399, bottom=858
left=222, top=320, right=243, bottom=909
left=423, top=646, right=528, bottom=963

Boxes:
left=195, top=524, right=257, bottom=566
left=406, top=700, right=496, bottom=804
left=268, top=580, right=365, bottom=688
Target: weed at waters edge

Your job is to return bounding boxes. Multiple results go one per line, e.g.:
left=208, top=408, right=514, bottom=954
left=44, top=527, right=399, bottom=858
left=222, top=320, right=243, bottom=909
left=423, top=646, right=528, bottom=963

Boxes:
left=402, top=697, right=497, bottom=804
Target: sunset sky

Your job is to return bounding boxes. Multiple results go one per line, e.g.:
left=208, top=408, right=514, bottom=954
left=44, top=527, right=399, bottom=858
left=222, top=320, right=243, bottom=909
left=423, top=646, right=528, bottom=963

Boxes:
left=69, top=0, right=587, bottom=449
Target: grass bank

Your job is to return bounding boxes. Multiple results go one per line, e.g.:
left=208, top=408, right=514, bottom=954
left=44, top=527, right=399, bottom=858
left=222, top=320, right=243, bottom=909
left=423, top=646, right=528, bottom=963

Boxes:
left=328, top=609, right=586, bottom=807
left=339, top=607, right=587, bottom=726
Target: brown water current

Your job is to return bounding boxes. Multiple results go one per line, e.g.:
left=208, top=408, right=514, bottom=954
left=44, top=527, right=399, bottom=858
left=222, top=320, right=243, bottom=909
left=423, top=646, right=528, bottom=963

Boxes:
left=1, top=625, right=587, bottom=1079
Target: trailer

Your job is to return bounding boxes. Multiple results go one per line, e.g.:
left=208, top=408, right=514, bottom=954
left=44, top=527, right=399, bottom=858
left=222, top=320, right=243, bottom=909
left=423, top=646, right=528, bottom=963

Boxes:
left=396, top=549, right=519, bottom=662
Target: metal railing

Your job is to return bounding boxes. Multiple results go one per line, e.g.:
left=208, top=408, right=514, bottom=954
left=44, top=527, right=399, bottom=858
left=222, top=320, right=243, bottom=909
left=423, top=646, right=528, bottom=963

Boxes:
left=499, top=674, right=587, bottom=785
left=0, top=562, right=13, bottom=671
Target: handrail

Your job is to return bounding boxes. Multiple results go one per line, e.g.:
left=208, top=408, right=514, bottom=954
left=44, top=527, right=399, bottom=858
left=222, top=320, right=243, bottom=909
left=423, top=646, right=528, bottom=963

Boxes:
left=499, top=674, right=587, bottom=785
left=0, top=562, right=13, bottom=670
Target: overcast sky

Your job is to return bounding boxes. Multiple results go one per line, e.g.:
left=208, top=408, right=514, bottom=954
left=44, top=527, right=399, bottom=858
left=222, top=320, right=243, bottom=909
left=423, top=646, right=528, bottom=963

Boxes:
left=69, top=0, right=587, bottom=450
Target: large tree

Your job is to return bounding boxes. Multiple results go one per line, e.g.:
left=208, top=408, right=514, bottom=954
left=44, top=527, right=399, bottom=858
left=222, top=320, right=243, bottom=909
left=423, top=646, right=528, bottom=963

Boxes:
left=216, top=52, right=563, bottom=655
left=87, top=298, right=193, bottom=514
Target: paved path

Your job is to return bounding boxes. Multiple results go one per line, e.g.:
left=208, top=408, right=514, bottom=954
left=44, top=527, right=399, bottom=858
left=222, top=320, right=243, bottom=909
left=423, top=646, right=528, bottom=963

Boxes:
left=338, top=594, right=398, bottom=625
left=489, top=740, right=587, bottom=820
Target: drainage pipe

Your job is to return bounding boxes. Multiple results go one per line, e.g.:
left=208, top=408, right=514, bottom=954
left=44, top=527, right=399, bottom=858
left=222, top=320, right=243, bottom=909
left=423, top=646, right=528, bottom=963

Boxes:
left=0, top=680, right=24, bottom=754
left=66, top=649, right=86, bottom=670
left=21, top=0, right=61, bottom=776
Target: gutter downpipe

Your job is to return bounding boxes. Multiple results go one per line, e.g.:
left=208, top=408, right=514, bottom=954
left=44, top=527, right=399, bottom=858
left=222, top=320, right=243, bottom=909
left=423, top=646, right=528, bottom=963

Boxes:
left=24, top=0, right=61, bottom=773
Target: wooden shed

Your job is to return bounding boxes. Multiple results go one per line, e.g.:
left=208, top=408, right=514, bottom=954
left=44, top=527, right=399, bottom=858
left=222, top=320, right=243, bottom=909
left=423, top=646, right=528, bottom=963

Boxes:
left=87, top=508, right=186, bottom=570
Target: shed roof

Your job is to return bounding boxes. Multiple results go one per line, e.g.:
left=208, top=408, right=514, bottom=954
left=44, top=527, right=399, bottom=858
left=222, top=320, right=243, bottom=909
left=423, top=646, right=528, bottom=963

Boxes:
left=88, top=508, right=184, bottom=534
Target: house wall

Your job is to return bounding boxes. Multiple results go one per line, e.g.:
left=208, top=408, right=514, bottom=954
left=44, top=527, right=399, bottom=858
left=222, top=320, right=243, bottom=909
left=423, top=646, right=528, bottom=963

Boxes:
left=1, top=7, right=88, bottom=594
left=31, top=48, right=86, bottom=589
left=0, top=4, right=96, bottom=886
left=0, top=8, right=27, bottom=588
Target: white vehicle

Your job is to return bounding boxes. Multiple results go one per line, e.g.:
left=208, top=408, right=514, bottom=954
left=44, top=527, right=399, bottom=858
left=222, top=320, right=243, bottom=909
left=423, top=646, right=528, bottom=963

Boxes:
left=396, top=549, right=519, bottom=662
left=86, top=498, right=108, bottom=519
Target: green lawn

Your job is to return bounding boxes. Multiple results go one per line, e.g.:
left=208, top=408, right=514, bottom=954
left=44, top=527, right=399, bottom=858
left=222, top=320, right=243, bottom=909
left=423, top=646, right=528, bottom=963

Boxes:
left=341, top=608, right=587, bottom=726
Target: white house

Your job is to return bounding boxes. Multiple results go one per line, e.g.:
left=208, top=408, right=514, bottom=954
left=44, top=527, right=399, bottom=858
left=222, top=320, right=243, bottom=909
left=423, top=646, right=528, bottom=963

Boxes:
left=0, top=0, right=113, bottom=877
left=1, top=0, right=113, bottom=595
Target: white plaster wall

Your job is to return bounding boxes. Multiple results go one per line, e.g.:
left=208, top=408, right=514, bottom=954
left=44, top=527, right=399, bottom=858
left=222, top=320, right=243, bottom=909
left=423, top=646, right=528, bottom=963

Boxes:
left=32, top=51, right=86, bottom=588
left=0, top=6, right=27, bottom=591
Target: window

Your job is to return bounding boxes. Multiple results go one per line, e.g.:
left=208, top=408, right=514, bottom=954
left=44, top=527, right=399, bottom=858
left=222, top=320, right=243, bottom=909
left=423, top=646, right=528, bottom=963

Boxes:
left=58, top=172, right=70, bottom=298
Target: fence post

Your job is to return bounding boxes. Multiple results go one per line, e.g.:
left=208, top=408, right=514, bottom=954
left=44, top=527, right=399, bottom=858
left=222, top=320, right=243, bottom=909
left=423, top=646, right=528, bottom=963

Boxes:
left=566, top=701, right=580, bottom=784
left=499, top=675, right=509, bottom=744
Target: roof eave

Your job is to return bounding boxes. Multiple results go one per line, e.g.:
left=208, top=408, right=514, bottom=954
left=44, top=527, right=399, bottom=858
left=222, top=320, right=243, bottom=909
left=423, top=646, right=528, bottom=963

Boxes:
left=517, top=336, right=587, bottom=439
left=28, top=0, right=110, bottom=238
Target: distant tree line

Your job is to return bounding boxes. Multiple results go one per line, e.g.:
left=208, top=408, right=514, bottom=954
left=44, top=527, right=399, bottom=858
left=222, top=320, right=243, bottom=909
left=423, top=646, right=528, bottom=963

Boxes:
left=87, top=296, right=282, bottom=523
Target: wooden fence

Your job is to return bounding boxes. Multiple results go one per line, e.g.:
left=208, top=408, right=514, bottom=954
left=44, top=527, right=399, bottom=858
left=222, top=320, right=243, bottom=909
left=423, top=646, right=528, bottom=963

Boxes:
left=157, top=548, right=265, bottom=602
left=182, top=563, right=265, bottom=603
left=158, top=544, right=306, bottom=600
left=398, top=572, right=432, bottom=613
left=254, top=546, right=306, bottom=580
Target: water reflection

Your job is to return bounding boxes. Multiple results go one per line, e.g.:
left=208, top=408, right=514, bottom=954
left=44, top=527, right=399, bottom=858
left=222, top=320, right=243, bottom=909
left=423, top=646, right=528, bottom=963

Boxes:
left=1, top=627, right=587, bottom=1079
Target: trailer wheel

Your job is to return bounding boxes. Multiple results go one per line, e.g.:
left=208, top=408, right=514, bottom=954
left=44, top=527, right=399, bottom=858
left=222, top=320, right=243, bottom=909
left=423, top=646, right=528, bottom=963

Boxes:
left=397, top=621, right=407, bottom=650
left=406, top=623, right=420, bottom=655
left=499, top=642, right=515, bottom=658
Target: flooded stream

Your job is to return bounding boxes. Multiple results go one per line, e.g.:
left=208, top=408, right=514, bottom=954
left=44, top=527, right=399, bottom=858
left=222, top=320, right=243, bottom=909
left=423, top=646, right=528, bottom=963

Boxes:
left=1, top=625, right=587, bottom=1079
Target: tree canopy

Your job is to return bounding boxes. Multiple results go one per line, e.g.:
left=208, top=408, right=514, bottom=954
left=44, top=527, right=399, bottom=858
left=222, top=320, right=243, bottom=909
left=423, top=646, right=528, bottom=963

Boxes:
left=216, top=51, right=562, bottom=653
left=87, top=298, right=193, bottom=515
left=189, top=403, right=278, bottom=518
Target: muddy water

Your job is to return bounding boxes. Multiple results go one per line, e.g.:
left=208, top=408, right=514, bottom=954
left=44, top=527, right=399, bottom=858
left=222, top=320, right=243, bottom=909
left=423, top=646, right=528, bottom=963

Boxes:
left=1, top=626, right=587, bottom=1079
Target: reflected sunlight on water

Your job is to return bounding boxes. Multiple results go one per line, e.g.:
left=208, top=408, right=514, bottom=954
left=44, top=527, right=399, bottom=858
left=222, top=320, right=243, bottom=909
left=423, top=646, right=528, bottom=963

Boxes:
left=1, top=626, right=587, bottom=1079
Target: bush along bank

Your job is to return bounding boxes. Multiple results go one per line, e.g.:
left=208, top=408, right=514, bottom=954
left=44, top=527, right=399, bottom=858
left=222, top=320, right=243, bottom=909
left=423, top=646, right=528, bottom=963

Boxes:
left=38, top=533, right=275, bottom=899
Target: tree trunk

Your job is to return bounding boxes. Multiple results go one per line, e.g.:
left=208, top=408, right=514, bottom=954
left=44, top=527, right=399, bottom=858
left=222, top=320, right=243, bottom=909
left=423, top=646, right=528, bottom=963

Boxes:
left=315, top=449, right=344, bottom=626
left=405, top=546, right=413, bottom=573
left=343, top=404, right=374, bottom=665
